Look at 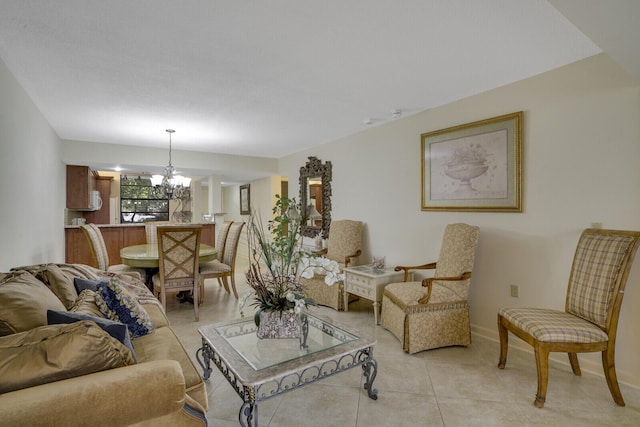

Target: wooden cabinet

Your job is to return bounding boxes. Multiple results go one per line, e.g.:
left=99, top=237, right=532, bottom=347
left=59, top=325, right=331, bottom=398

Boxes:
left=201, top=223, right=215, bottom=246
left=65, top=223, right=214, bottom=266
left=66, top=165, right=95, bottom=210
left=65, top=227, right=95, bottom=266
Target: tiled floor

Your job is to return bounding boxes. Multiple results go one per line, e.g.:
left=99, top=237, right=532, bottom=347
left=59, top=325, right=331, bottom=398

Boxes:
left=166, top=255, right=640, bottom=426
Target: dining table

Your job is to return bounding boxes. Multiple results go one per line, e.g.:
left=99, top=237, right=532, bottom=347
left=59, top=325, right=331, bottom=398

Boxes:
left=120, top=243, right=218, bottom=268
left=121, top=243, right=218, bottom=290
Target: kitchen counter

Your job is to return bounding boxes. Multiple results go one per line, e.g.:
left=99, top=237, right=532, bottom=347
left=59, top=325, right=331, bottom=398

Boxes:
left=64, top=222, right=216, bottom=228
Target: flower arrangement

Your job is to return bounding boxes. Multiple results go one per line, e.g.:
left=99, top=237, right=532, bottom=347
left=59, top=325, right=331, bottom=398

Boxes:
left=240, top=195, right=342, bottom=326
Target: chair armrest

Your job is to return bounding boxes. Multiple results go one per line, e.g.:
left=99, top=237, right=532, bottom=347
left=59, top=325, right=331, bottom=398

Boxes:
left=418, top=271, right=472, bottom=304
left=344, top=249, right=362, bottom=268
left=394, top=262, right=437, bottom=282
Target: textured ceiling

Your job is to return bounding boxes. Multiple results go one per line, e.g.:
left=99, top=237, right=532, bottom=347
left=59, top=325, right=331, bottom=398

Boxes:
left=0, top=1, right=636, bottom=175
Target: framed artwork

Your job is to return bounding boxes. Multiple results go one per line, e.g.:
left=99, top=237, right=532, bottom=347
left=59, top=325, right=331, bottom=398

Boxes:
left=421, top=111, right=522, bottom=212
left=240, top=184, right=251, bottom=215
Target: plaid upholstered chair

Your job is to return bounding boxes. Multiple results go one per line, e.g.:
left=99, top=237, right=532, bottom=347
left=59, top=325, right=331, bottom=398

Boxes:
left=197, top=220, right=232, bottom=302
left=381, top=223, right=479, bottom=354
left=152, top=225, right=202, bottom=320
left=301, top=219, right=363, bottom=311
left=80, top=223, right=146, bottom=281
left=498, top=228, right=640, bottom=408
left=199, top=221, right=245, bottom=298
left=144, top=221, right=171, bottom=246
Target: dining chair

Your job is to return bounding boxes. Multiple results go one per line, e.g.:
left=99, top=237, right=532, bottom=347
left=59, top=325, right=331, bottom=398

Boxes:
left=381, top=223, right=480, bottom=353
left=80, top=223, right=146, bottom=281
left=152, top=225, right=202, bottom=321
left=300, top=219, right=363, bottom=311
left=497, top=228, right=640, bottom=408
left=144, top=220, right=171, bottom=246
left=199, top=221, right=245, bottom=298
left=196, top=221, right=232, bottom=302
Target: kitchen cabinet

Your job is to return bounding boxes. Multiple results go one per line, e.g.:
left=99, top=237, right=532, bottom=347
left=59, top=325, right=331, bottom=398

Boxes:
left=201, top=223, right=215, bottom=246
left=66, top=165, right=96, bottom=210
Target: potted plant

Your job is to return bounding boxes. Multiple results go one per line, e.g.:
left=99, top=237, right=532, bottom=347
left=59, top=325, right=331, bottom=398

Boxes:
left=240, top=195, right=342, bottom=339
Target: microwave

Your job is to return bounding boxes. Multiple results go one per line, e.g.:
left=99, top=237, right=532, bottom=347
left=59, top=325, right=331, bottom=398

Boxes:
left=90, top=190, right=103, bottom=211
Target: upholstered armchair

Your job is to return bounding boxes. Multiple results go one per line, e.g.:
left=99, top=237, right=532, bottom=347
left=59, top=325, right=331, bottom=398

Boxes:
left=381, top=223, right=479, bottom=354
left=301, top=219, right=363, bottom=311
left=497, top=228, right=640, bottom=408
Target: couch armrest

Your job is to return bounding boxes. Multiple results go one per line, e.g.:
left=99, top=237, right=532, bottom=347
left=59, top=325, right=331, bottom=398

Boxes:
left=0, top=360, right=192, bottom=427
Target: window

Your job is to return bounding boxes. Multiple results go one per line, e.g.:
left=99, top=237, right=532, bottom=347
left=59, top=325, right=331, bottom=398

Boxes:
left=120, top=176, right=169, bottom=223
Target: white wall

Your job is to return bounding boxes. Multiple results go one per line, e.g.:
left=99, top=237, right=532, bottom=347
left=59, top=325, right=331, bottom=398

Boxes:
left=0, top=57, right=65, bottom=271
left=279, top=54, right=640, bottom=387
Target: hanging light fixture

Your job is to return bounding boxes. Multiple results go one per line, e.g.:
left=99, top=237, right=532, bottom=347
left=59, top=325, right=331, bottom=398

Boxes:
left=150, top=129, right=192, bottom=199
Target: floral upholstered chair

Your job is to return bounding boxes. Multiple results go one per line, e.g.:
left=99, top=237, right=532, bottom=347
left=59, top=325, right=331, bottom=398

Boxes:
left=497, top=228, right=640, bottom=408
left=381, top=223, right=479, bottom=354
left=301, top=219, right=362, bottom=311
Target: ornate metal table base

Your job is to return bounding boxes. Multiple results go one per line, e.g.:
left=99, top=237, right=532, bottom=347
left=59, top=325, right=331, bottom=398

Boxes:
left=196, top=340, right=378, bottom=427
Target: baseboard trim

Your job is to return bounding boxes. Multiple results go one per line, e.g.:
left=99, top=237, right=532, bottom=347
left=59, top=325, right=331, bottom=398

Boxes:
left=471, top=324, right=640, bottom=391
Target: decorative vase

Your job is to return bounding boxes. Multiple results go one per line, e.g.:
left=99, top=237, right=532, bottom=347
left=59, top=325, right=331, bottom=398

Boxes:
left=256, top=310, right=302, bottom=339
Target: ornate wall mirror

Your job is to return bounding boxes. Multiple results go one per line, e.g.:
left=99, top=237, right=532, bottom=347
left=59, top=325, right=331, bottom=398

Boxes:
left=299, top=156, right=332, bottom=239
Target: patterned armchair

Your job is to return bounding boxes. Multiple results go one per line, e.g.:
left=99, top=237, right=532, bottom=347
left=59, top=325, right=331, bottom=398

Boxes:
left=381, top=223, right=479, bottom=354
left=301, top=220, right=363, bottom=311
left=497, top=228, right=640, bottom=408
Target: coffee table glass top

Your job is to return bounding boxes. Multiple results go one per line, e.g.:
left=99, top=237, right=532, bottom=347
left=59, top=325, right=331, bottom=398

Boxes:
left=213, top=313, right=357, bottom=370
left=345, top=265, right=396, bottom=276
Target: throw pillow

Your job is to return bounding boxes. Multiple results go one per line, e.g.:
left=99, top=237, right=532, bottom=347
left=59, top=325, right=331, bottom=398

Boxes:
left=37, top=264, right=79, bottom=310
left=47, top=310, right=137, bottom=363
left=0, top=270, right=66, bottom=336
left=0, top=321, right=135, bottom=393
left=73, top=277, right=108, bottom=294
left=70, top=289, right=107, bottom=318
left=95, top=278, right=155, bottom=338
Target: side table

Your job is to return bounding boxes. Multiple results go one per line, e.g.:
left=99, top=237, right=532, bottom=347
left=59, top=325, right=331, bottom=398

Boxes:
left=343, top=265, right=412, bottom=325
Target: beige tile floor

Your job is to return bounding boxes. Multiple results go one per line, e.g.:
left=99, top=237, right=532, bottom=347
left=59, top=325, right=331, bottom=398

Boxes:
left=165, top=253, right=640, bottom=426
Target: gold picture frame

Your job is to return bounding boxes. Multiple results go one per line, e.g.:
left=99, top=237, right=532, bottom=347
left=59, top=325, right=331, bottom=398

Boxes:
left=421, top=111, right=522, bottom=212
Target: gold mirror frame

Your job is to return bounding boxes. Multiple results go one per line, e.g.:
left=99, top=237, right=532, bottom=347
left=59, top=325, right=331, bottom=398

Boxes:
left=299, top=156, right=332, bottom=238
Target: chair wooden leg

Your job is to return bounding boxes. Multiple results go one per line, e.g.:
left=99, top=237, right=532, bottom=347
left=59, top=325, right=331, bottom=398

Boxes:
left=160, top=289, right=167, bottom=312
left=220, top=277, right=231, bottom=294
left=230, top=274, right=238, bottom=298
left=199, top=277, right=205, bottom=304
left=497, top=314, right=508, bottom=369
left=602, top=347, right=625, bottom=406
left=533, top=342, right=550, bottom=408
left=568, top=352, right=581, bottom=375
left=193, top=286, right=199, bottom=321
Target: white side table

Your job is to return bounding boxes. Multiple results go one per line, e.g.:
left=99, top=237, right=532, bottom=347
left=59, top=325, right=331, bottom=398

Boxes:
left=343, top=265, right=412, bottom=325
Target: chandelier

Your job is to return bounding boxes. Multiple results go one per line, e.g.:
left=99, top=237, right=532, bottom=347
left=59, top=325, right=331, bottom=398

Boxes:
left=150, top=129, right=192, bottom=199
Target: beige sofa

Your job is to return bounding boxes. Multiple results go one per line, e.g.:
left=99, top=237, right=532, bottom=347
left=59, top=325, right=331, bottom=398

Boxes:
left=0, top=263, right=208, bottom=427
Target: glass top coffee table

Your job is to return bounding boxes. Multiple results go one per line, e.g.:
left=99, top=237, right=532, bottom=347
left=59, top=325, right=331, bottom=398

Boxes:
left=196, top=312, right=378, bottom=427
